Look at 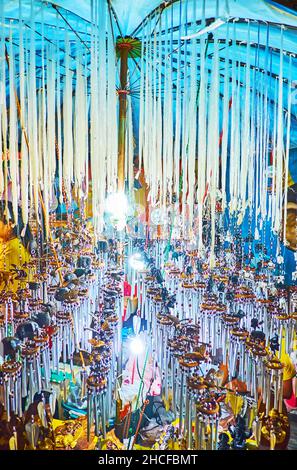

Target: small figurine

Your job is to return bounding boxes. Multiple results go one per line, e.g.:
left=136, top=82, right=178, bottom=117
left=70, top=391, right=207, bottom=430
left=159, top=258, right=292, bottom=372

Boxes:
left=185, top=265, right=193, bottom=276
left=270, top=332, right=280, bottom=354
left=228, top=415, right=252, bottom=450
left=217, top=432, right=230, bottom=450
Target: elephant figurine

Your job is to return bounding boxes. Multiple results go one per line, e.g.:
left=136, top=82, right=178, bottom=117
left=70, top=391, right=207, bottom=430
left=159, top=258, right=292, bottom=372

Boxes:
left=0, top=336, right=22, bottom=360
left=15, top=321, right=40, bottom=341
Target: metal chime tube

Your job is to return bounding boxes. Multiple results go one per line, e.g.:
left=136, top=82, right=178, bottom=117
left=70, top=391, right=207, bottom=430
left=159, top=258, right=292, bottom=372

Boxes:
left=194, top=413, right=200, bottom=450
left=171, top=356, right=176, bottom=416
left=178, top=370, right=184, bottom=435
left=187, top=395, right=192, bottom=449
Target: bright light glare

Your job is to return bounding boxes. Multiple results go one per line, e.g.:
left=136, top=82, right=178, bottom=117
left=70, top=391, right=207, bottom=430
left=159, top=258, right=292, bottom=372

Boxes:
left=104, top=192, right=129, bottom=217
left=115, top=218, right=127, bottom=231
left=129, top=253, right=145, bottom=271
left=129, top=335, right=145, bottom=355
left=104, top=192, right=129, bottom=231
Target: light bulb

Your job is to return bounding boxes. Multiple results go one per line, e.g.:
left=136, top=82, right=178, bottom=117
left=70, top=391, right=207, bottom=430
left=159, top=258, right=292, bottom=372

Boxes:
left=129, top=335, right=145, bottom=355
left=129, top=253, right=145, bottom=271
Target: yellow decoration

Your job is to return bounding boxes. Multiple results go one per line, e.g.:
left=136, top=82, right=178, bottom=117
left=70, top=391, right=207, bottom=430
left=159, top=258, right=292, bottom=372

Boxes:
left=0, top=238, right=31, bottom=291
left=133, top=444, right=151, bottom=450
left=53, top=417, right=84, bottom=449
left=9, top=436, right=17, bottom=450
left=225, top=391, right=243, bottom=416
left=162, top=391, right=172, bottom=412
left=248, top=407, right=257, bottom=429
left=101, top=429, right=125, bottom=450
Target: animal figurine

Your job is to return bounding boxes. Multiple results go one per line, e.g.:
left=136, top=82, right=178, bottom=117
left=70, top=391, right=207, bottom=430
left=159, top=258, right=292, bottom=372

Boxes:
left=228, top=415, right=252, bottom=450
left=217, top=432, right=230, bottom=450
left=15, top=321, right=39, bottom=341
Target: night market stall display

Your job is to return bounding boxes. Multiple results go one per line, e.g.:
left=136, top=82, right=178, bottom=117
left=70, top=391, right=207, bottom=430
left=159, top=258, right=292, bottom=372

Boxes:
left=0, top=0, right=297, bottom=453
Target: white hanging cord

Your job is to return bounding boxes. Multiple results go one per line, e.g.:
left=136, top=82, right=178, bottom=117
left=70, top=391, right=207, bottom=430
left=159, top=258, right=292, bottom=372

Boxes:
left=283, top=54, right=292, bottom=245
left=9, top=28, right=19, bottom=225
left=274, top=26, right=284, bottom=235
left=62, top=31, right=74, bottom=202
left=197, top=0, right=207, bottom=249
left=18, top=0, right=28, bottom=230
left=28, top=0, right=39, bottom=219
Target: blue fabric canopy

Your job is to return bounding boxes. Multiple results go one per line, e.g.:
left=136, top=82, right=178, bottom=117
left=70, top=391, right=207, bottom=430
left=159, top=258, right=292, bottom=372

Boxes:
left=4, top=0, right=297, bottom=147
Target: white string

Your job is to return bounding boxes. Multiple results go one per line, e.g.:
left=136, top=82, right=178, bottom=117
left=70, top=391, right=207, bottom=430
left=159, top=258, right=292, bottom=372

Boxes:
left=90, top=0, right=100, bottom=233
left=18, top=0, right=28, bottom=231
left=174, top=2, right=182, bottom=202
left=127, top=95, right=134, bottom=192
left=9, top=28, right=19, bottom=225
left=274, top=27, right=284, bottom=235
left=106, top=13, right=118, bottom=193
left=240, top=22, right=251, bottom=216
left=46, top=42, right=56, bottom=208
left=56, top=25, right=63, bottom=205
left=28, top=0, right=39, bottom=219
left=62, top=31, right=74, bottom=201
left=74, top=42, right=87, bottom=198
left=207, top=31, right=220, bottom=265
left=283, top=55, right=292, bottom=244
left=186, top=32, right=197, bottom=229
left=221, top=23, right=230, bottom=212
left=197, top=9, right=207, bottom=249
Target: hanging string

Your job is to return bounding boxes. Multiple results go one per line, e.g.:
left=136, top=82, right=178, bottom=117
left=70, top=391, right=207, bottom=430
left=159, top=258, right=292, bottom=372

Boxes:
left=283, top=54, right=292, bottom=245
left=62, top=31, right=74, bottom=202
left=181, top=0, right=189, bottom=235
left=126, top=95, right=134, bottom=192
left=150, top=13, right=159, bottom=206
left=28, top=0, right=39, bottom=219
left=247, top=64, right=256, bottom=224
left=40, top=5, right=49, bottom=236
left=274, top=26, right=284, bottom=236
left=106, top=11, right=118, bottom=193
left=229, top=21, right=237, bottom=214
left=221, top=24, right=230, bottom=213
left=97, top=0, right=107, bottom=210
left=46, top=42, right=56, bottom=210
left=271, top=79, right=278, bottom=227
left=174, top=0, right=182, bottom=203
left=186, top=0, right=198, bottom=230
left=56, top=21, right=63, bottom=206
left=163, top=7, right=174, bottom=210
left=240, top=21, right=251, bottom=217
left=18, top=0, right=28, bottom=232
left=156, top=13, right=163, bottom=208
left=74, top=41, right=87, bottom=198
left=260, top=24, right=270, bottom=226
left=207, top=29, right=220, bottom=267
left=90, top=0, right=100, bottom=233
left=9, top=27, right=19, bottom=225
left=138, top=19, right=145, bottom=173
left=197, top=0, right=207, bottom=249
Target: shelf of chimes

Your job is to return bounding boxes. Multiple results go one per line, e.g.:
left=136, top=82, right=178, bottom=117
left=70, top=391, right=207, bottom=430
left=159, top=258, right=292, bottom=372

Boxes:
left=195, top=397, right=220, bottom=450
left=200, top=295, right=227, bottom=354
left=221, top=314, right=241, bottom=364
left=244, top=334, right=267, bottom=400
left=21, top=340, right=42, bottom=404
left=178, top=351, right=206, bottom=442
left=228, top=327, right=249, bottom=381
left=0, top=360, right=22, bottom=420
left=263, top=357, right=284, bottom=416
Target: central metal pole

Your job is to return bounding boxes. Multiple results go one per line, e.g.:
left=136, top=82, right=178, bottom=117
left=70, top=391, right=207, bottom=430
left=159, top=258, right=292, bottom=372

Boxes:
left=115, top=41, right=132, bottom=427
left=117, top=43, right=132, bottom=191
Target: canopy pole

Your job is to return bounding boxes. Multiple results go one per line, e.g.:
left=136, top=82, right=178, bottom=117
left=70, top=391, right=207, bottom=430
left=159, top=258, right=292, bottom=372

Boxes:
left=117, top=42, right=132, bottom=191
